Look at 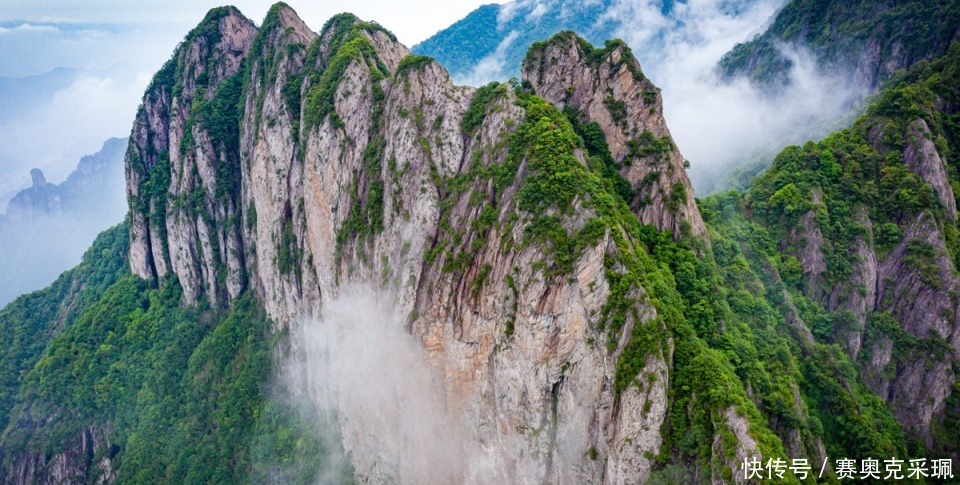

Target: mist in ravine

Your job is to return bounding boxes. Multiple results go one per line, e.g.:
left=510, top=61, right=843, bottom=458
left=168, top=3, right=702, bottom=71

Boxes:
left=280, top=288, right=509, bottom=483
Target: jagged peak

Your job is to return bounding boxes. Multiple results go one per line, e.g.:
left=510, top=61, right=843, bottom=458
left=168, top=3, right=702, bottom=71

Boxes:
left=252, top=2, right=315, bottom=52
left=520, top=30, right=707, bottom=242
left=524, top=31, right=648, bottom=83
left=319, top=12, right=398, bottom=47
left=312, top=12, right=407, bottom=74
left=182, top=6, right=256, bottom=54
left=142, top=5, right=257, bottom=101
left=29, top=168, right=46, bottom=188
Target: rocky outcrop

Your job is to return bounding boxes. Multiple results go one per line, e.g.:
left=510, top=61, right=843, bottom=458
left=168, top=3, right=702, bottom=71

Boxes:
left=126, top=6, right=257, bottom=304
left=4, top=169, right=61, bottom=221
left=777, top=119, right=960, bottom=449
left=904, top=118, right=957, bottom=221
left=8, top=426, right=115, bottom=485
left=522, top=32, right=708, bottom=242
left=864, top=212, right=959, bottom=446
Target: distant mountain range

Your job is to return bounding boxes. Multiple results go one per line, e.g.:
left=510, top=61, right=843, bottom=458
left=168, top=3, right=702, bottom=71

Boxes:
left=0, top=138, right=127, bottom=306
left=0, top=67, right=81, bottom=210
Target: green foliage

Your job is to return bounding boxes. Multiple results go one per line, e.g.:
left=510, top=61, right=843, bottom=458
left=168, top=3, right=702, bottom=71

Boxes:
left=0, top=225, right=129, bottom=434
left=626, top=130, right=673, bottom=164
left=183, top=72, right=245, bottom=202
left=603, top=96, right=627, bottom=127
left=462, top=82, right=508, bottom=134
left=563, top=107, right=634, bottom=203
left=748, top=44, right=960, bottom=285
left=303, top=14, right=394, bottom=130
left=1, top=264, right=346, bottom=482
left=523, top=31, right=647, bottom=84
left=719, top=0, right=960, bottom=87
left=395, top=54, right=434, bottom=78
left=701, top=191, right=912, bottom=464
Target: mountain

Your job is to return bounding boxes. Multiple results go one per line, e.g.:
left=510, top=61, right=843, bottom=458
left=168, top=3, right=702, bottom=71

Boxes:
left=0, top=3, right=957, bottom=483
left=708, top=41, right=960, bottom=458
left=0, top=68, right=82, bottom=211
left=719, top=0, right=960, bottom=93
left=411, top=0, right=762, bottom=83
left=412, top=1, right=617, bottom=82
left=0, top=138, right=127, bottom=306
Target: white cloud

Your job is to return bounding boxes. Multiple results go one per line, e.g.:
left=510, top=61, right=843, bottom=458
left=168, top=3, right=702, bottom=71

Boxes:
left=605, top=0, right=857, bottom=192
left=0, top=23, right=59, bottom=35
left=0, top=70, right=150, bottom=184
left=461, top=30, right=521, bottom=86
left=286, top=287, right=503, bottom=482
left=457, top=0, right=856, bottom=193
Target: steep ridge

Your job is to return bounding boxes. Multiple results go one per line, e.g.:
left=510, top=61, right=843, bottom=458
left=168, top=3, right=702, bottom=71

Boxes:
left=1, top=3, right=957, bottom=484
left=710, top=43, right=960, bottom=458
left=522, top=32, right=707, bottom=240
left=720, top=0, right=960, bottom=94
left=126, top=6, right=257, bottom=305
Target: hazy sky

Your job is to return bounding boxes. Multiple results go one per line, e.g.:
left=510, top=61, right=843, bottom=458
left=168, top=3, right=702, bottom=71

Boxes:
left=1, top=1, right=503, bottom=75
left=0, top=0, right=502, bottom=201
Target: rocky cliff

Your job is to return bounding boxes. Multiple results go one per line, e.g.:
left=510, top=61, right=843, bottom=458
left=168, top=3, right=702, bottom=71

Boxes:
left=119, top=4, right=786, bottom=483
left=743, top=44, right=960, bottom=458
left=719, top=0, right=960, bottom=95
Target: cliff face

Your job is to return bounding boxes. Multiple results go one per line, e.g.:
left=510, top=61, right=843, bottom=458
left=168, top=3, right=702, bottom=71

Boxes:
left=118, top=5, right=775, bottom=483
left=719, top=0, right=960, bottom=95
left=126, top=7, right=256, bottom=305
left=745, top=45, right=960, bottom=457
left=522, top=32, right=707, bottom=241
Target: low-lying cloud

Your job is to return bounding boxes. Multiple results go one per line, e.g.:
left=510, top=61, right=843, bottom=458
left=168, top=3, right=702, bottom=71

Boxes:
left=283, top=287, right=502, bottom=483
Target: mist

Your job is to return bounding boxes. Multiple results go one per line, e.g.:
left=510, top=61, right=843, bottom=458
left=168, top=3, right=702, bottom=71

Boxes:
left=0, top=138, right=127, bottom=307
left=282, top=287, right=503, bottom=483
left=455, top=0, right=859, bottom=193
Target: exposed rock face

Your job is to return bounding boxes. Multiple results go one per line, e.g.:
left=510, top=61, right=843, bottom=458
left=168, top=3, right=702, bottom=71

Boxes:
left=781, top=113, right=960, bottom=449
left=522, top=32, right=707, bottom=241
left=9, top=426, right=115, bottom=485
left=126, top=7, right=257, bottom=304
left=904, top=118, right=957, bottom=221
left=864, top=212, right=959, bottom=446
left=118, top=6, right=755, bottom=483
left=4, top=169, right=61, bottom=221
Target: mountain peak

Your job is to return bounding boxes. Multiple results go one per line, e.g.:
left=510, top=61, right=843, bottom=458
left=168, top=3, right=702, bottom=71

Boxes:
left=29, top=168, right=45, bottom=188
left=523, top=32, right=707, bottom=241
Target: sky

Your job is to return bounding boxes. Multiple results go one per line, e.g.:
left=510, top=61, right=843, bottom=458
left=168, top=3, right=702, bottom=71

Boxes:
left=0, top=0, right=857, bottom=203
left=0, top=0, right=505, bottom=203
